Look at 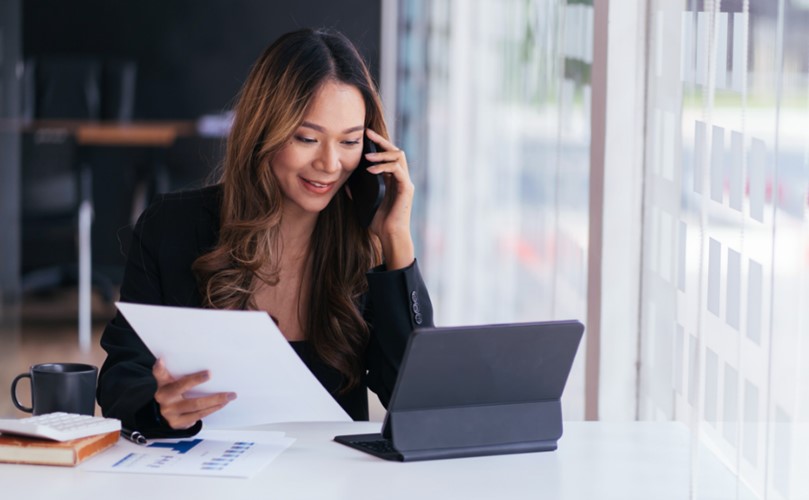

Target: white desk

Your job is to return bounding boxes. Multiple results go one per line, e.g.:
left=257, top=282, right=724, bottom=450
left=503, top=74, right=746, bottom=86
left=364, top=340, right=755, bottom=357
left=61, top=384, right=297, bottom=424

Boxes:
left=1, top=421, right=695, bottom=499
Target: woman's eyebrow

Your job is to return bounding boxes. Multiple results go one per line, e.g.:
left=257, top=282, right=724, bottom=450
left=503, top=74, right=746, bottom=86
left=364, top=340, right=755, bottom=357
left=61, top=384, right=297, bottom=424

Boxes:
left=301, top=121, right=364, bottom=134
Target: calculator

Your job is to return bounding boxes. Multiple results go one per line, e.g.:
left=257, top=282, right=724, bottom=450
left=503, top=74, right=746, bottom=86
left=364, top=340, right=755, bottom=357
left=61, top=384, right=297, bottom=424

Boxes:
left=0, top=412, right=121, bottom=441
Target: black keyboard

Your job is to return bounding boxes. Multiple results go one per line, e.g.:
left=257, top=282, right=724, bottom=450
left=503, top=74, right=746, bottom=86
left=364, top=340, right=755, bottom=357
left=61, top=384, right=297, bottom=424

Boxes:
left=334, top=433, right=404, bottom=461
left=349, top=438, right=398, bottom=455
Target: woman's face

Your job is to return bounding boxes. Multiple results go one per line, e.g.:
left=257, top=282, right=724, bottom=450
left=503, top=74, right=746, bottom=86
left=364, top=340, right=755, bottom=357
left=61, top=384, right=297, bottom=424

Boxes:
left=270, top=81, right=366, bottom=218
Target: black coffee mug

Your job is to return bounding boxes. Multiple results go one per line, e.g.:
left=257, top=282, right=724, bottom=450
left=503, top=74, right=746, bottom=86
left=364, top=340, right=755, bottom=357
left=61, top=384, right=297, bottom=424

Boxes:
left=11, top=363, right=98, bottom=415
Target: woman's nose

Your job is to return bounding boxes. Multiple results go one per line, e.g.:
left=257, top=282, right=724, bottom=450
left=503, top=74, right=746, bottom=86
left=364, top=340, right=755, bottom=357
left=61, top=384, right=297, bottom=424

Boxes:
left=313, top=144, right=341, bottom=173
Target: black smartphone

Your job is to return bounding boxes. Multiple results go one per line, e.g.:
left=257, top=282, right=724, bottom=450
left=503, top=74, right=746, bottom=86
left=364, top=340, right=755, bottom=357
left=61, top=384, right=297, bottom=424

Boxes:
left=347, top=136, right=386, bottom=228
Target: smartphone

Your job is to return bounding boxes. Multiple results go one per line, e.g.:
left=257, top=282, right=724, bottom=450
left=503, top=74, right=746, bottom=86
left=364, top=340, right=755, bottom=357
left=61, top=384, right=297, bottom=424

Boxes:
left=347, top=136, right=386, bottom=228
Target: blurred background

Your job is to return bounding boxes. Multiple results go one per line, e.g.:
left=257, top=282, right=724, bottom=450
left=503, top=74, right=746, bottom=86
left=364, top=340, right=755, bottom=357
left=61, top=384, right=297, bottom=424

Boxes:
left=1, top=1, right=808, bottom=498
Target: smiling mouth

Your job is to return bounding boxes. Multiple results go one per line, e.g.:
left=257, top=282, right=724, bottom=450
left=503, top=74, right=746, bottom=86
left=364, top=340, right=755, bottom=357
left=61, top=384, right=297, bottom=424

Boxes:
left=300, top=177, right=337, bottom=194
left=304, top=179, right=332, bottom=188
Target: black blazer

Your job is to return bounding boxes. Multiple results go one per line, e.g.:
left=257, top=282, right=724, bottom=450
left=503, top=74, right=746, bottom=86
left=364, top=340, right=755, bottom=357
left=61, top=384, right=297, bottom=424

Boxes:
left=97, top=185, right=433, bottom=437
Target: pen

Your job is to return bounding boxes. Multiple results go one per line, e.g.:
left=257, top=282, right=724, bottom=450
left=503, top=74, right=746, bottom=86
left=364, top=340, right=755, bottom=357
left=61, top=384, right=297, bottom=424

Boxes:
left=121, top=427, right=148, bottom=445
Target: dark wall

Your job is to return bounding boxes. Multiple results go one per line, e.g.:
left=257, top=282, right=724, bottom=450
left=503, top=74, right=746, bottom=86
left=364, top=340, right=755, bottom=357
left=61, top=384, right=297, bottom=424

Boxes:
left=1, top=0, right=23, bottom=303
left=23, top=0, right=382, bottom=119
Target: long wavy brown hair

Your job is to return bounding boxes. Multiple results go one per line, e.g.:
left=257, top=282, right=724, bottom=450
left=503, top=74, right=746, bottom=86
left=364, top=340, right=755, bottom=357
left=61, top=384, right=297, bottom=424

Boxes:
left=192, top=29, right=387, bottom=391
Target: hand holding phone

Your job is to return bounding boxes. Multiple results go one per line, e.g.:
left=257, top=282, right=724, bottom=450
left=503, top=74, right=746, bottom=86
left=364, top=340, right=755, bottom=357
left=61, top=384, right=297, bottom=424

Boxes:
left=354, top=128, right=416, bottom=270
left=347, top=136, right=386, bottom=228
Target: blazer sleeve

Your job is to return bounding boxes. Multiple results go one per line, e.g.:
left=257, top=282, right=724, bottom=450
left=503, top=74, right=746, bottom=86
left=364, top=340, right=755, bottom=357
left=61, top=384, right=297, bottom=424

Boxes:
left=363, top=259, right=434, bottom=406
left=96, top=198, right=202, bottom=438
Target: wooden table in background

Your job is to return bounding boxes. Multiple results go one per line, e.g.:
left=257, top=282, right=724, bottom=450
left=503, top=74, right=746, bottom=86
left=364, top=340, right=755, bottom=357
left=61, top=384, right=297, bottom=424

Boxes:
left=29, top=120, right=196, bottom=146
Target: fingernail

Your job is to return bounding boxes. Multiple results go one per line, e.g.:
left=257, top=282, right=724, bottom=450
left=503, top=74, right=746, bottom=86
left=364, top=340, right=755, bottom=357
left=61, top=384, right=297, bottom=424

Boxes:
left=227, top=393, right=238, bottom=401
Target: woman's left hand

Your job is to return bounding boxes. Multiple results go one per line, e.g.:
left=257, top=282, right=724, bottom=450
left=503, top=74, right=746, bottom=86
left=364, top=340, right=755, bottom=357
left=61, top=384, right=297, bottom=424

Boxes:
left=364, top=128, right=415, bottom=270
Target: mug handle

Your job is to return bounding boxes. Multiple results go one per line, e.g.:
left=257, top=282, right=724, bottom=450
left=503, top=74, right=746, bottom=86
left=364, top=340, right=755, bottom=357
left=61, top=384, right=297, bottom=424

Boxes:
left=11, top=373, right=33, bottom=413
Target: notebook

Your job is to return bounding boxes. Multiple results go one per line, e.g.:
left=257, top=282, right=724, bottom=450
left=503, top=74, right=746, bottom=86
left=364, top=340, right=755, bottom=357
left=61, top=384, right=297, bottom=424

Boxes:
left=334, top=320, right=585, bottom=462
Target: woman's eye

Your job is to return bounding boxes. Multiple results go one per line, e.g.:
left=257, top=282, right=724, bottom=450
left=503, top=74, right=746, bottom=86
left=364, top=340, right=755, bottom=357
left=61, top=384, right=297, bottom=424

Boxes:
left=343, top=140, right=361, bottom=146
left=295, top=136, right=317, bottom=144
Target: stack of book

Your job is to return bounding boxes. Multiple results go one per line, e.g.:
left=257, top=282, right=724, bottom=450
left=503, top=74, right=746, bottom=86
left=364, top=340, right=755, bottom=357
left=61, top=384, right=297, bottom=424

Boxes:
left=0, top=413, right=121, bottom=467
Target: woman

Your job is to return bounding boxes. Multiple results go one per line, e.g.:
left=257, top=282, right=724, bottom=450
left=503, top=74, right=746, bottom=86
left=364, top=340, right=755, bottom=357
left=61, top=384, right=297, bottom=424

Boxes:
left=97, top=28, right=433, bottom=437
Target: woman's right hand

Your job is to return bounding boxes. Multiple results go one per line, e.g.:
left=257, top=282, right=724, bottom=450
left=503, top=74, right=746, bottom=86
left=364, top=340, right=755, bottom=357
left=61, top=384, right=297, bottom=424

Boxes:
left=152, top=359, right=237, bottom=430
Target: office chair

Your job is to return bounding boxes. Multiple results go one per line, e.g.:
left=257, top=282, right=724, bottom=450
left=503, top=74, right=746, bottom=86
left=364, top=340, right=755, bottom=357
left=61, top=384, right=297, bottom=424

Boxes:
left=20, top=130, right=89, bottom=293
left=21, top=57, right=102, bottom=307
left=21, top=57, right=113, bottom=351
left=102, top=59, right=137, bottom=122
left=28, top=57, right=102, bottom=120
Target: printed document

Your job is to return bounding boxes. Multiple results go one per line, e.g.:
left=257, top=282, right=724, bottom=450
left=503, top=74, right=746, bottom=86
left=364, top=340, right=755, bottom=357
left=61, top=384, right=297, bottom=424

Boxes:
left=116, top=302, right=351, bottom=427
left=81, top=430, right=294, bottom=478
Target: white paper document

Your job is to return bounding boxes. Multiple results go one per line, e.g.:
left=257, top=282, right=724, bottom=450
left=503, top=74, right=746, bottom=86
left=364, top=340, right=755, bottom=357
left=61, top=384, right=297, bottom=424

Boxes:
left=81, top=430, right=294, bottom=478
left=116, top=302, right=351, bottom=427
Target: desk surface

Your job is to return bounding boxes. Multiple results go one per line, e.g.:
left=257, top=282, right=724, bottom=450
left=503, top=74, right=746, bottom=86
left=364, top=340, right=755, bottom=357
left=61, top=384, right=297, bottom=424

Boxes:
left=0, top=421, right=701, bottom=500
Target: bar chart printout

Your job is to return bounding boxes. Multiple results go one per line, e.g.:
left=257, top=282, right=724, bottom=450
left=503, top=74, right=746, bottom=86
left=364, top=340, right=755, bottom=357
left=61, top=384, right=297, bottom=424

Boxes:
left=80, top=430, right=295, bottom=478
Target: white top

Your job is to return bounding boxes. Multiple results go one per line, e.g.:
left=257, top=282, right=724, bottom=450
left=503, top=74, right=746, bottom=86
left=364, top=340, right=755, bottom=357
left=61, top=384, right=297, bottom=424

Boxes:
left=0, top=421, right=697, bottom=499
